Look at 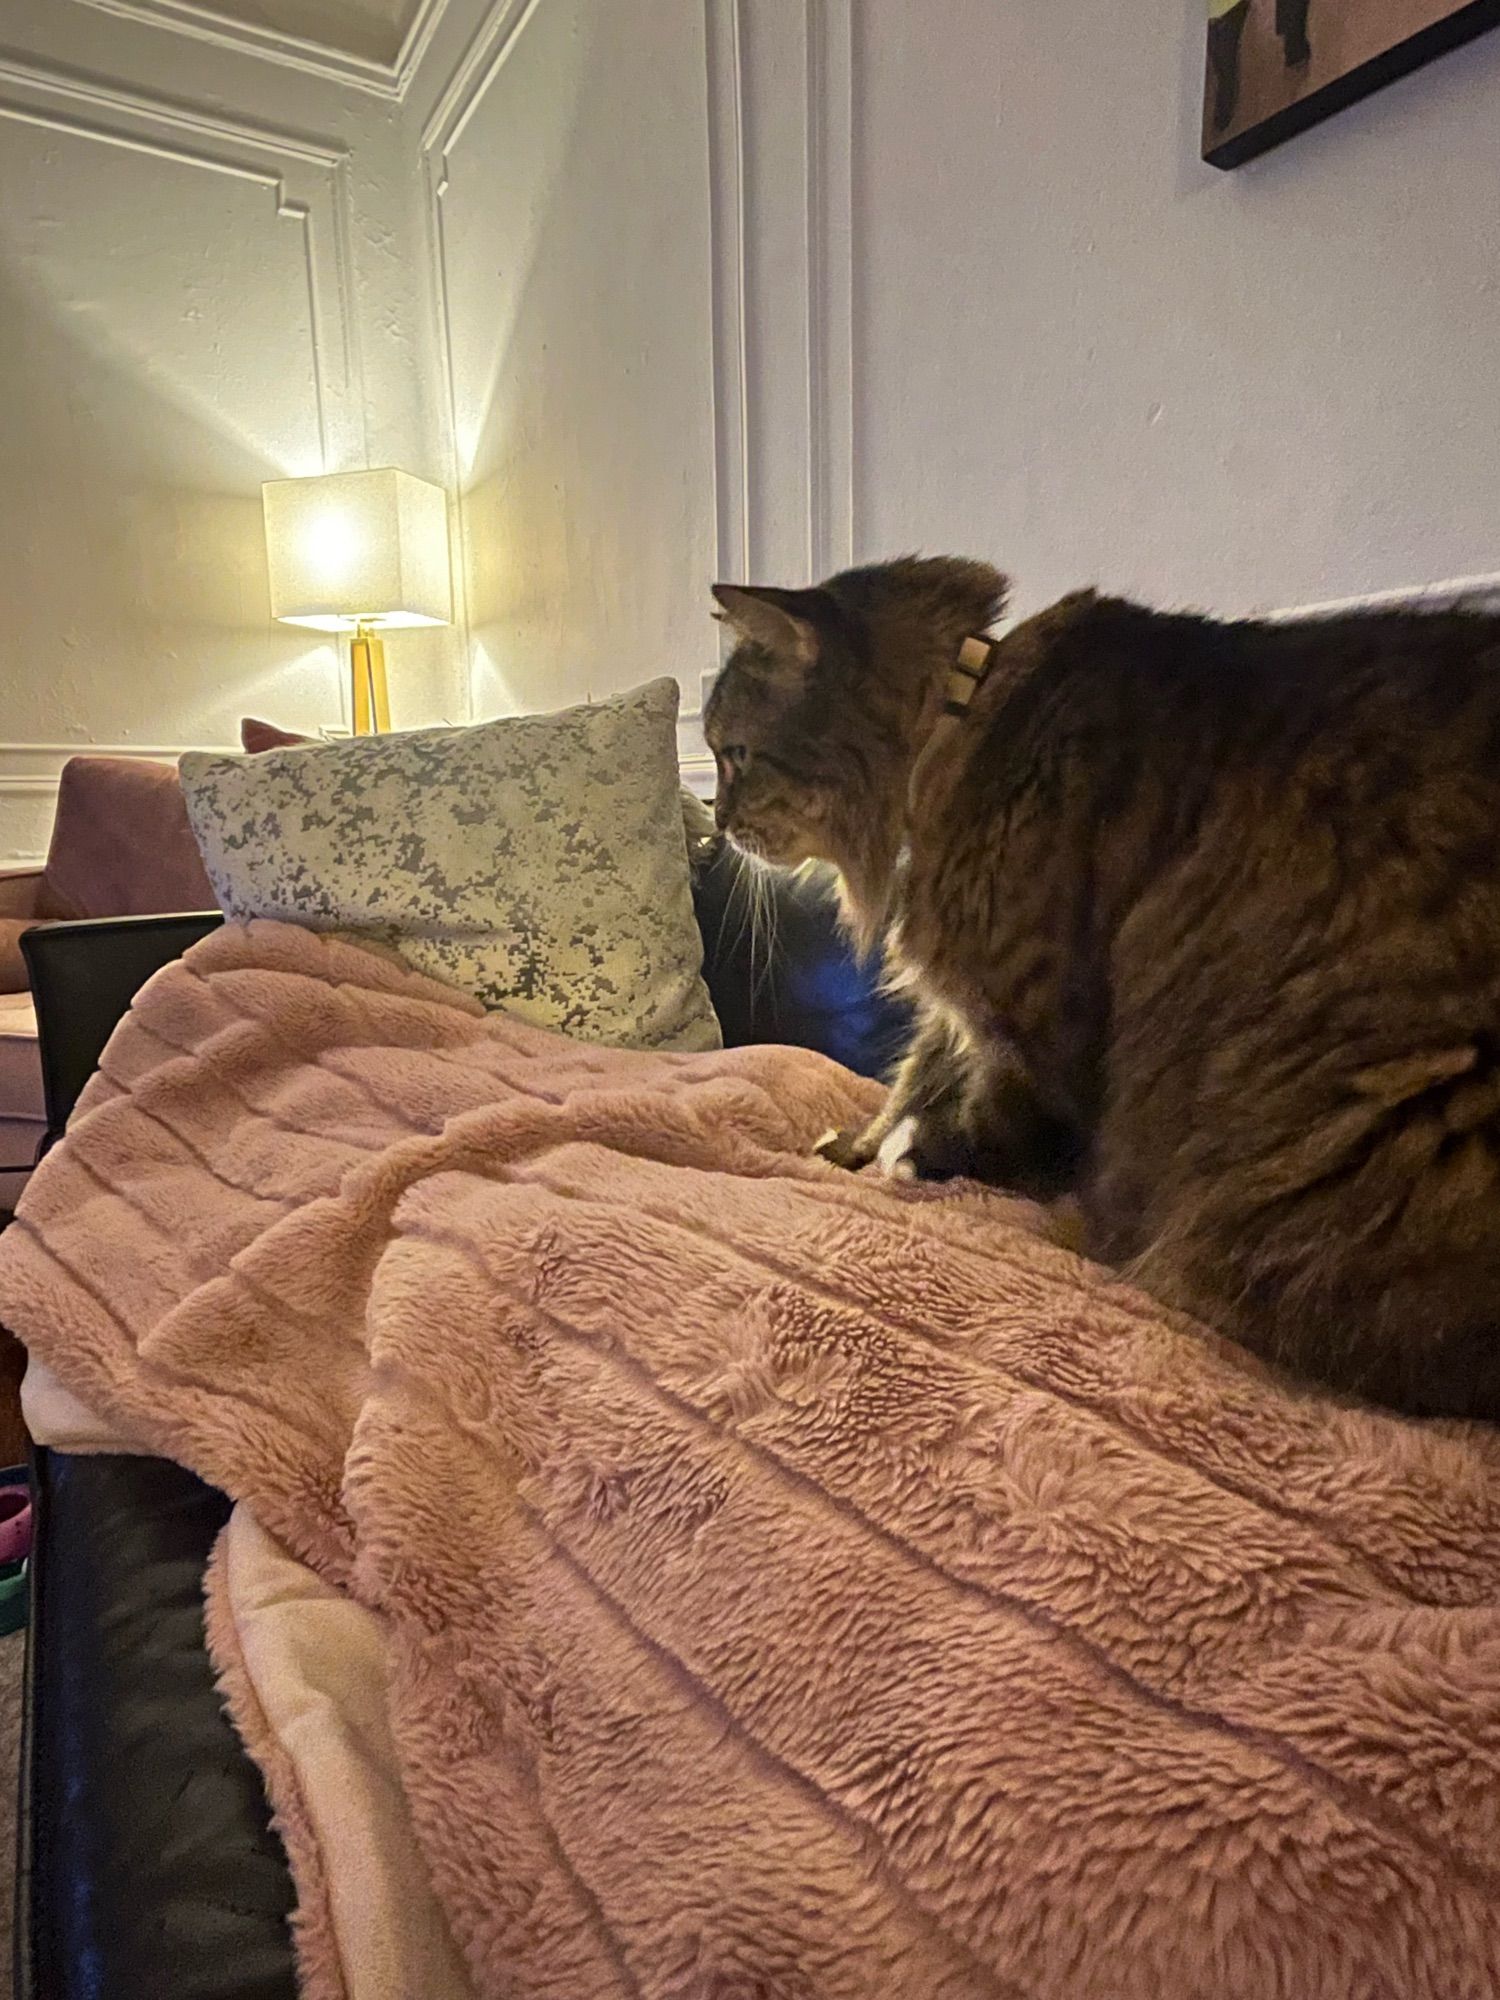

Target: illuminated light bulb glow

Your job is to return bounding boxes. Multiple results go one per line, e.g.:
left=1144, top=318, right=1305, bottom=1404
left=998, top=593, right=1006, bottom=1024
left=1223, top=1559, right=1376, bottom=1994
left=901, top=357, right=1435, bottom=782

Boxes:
left=301, top=509, right=362, bottom=588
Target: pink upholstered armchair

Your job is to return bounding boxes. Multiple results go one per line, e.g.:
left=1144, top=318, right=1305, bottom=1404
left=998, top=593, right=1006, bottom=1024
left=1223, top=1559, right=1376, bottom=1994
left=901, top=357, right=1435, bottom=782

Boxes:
left=0, top=870, right=47, bottom=1207
left=0, top=756, right=215, bottom=1203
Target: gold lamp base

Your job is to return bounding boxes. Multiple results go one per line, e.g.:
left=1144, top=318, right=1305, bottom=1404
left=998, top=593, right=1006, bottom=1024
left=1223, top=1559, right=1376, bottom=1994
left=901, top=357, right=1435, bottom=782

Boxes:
left=350, top=620, right=391, bottom=735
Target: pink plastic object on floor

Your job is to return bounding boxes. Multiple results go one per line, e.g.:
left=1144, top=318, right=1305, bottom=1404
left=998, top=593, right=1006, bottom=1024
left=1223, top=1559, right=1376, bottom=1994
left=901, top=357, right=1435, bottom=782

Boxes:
left=0, top=1484, right=31, bottom=1566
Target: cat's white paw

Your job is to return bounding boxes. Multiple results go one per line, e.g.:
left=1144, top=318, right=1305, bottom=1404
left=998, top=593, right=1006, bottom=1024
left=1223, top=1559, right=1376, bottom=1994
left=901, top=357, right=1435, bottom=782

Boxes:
left=876, top=1115, right=919, bottom=1181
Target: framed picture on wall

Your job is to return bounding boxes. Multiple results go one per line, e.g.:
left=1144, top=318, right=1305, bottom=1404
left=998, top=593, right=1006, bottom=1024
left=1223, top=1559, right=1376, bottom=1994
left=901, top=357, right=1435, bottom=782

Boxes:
left=1204, top=0, right=1500, bottom=167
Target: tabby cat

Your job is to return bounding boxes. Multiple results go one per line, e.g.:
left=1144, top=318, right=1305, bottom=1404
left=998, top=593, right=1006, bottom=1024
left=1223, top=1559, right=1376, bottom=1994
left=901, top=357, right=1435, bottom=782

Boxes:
left=704, top=557, right=1500, bottom=1419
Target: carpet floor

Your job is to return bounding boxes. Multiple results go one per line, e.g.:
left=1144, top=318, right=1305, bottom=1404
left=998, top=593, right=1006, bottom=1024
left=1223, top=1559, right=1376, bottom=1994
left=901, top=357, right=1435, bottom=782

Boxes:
left=0, top=1627, right=23, bottom=1999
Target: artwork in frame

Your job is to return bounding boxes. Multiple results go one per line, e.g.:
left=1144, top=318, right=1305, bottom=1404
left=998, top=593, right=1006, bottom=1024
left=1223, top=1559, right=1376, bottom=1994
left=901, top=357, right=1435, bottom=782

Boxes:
left=1204, top=0, right=1500, bottom=167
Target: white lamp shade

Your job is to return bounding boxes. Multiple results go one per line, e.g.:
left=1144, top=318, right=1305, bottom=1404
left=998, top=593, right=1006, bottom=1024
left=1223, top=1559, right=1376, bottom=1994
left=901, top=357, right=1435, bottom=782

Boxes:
left=262, top=468, right=453, bottom=631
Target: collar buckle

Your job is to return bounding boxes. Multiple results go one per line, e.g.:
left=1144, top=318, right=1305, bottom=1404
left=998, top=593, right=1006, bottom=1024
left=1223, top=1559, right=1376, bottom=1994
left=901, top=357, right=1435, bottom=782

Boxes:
left=906, top=634, right=997, bottom=818
left=942, top=635, right=996, bottom=718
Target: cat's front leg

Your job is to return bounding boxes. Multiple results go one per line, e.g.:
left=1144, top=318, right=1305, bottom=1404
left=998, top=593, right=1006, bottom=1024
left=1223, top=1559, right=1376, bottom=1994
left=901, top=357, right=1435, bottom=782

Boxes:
left=814, top=1122, right=885, bottom=1171
left=820, top=1016, right=1084, bottom=1196
left=816, top=1011, right=970, bottom=1177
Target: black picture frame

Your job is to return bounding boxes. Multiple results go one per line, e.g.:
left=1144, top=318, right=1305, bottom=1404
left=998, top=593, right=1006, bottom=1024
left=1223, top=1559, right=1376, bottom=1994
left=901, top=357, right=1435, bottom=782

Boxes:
left=1204, top=0, right=1500, bottom=169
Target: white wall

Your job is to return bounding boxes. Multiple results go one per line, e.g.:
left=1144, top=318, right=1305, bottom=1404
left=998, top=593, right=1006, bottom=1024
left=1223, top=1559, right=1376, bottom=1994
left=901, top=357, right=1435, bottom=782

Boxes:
left=0, top=0, right=463, bottom=860
left=854, top=1, right=1500, bottom=623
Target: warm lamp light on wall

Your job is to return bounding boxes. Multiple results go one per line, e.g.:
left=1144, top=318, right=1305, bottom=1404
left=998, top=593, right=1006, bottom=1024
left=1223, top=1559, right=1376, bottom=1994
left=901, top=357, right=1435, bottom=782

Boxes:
left=261, top=468, right=452, bottom=733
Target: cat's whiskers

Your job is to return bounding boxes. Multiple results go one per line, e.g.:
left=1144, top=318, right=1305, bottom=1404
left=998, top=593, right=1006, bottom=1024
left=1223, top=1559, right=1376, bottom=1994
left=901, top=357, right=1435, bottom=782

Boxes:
left=716, top=833, right=784, bottom=1010
left=745, top=850, right=781, bottom=1011
left=717, top=843, right=759, bottom=979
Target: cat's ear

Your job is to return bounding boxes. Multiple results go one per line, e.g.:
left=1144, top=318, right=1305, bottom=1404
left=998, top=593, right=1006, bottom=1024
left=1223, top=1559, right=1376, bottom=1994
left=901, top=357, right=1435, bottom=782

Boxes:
left=711, top=584, right=826, bottom=669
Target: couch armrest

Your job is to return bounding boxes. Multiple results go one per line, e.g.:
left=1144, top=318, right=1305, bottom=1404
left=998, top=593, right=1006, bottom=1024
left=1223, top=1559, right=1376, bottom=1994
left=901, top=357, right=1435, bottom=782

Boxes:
left=0, top=870, right=42, bottom=922
left=18, top=1447, right=298, bottom=2000
left=21, top=912, right=223, bottom=1142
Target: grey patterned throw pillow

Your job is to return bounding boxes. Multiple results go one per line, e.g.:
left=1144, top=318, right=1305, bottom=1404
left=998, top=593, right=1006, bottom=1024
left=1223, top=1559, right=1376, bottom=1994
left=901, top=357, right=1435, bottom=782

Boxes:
left=179, top=677, right=720, bottom=1051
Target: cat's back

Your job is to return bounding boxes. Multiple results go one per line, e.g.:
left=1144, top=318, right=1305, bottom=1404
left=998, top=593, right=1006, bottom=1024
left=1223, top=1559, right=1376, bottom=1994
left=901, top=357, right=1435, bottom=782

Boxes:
left=995, top=590, right=1500, bottom=742
left=973, top=592, right=1500, bottom=859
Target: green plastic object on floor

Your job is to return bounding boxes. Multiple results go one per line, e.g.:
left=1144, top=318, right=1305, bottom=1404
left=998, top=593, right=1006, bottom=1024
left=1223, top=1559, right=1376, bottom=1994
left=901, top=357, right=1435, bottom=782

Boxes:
left=0, top=1562, right=25, bottom=1638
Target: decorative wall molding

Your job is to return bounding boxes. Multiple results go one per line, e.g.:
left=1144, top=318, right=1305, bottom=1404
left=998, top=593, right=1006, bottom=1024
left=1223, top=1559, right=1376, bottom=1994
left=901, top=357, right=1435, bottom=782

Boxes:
left=68, top=0, right=450, bottom=100
left=698, top=0, right=851, bottom=743
left=703, top=0, right=853, bottom=587
left=0, top=51, right=349, bottom=171
left=419, top=0, right=542, bottom=159
left=420, top=0, right=549, bottom=721
left=805, top=0, right=853, bottom=579
left=0, top=56, right=363, bottom=472
left=705, top=0, right=749, bottom=589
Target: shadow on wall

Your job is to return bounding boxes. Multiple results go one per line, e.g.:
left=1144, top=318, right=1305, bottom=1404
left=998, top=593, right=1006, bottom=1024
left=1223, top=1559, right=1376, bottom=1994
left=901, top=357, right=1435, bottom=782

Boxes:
left=10, top=181, right=325, bottom=479
left=443, top=0, right=718, bottom=725
left=0, top=259, right=342, bottom=747
left=444, top=2, right=586, bottom=486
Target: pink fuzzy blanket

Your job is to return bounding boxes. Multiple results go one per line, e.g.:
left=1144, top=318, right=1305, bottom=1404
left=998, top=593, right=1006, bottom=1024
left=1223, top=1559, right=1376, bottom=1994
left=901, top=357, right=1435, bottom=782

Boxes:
left=3, top=918, right=1500, bottom=2000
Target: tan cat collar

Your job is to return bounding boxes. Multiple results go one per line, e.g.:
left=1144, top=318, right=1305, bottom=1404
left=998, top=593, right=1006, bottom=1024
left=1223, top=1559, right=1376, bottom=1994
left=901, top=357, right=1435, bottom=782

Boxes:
left=943, top=635, right=997, bottom=717
left=906, top=634, right=997, bottom=817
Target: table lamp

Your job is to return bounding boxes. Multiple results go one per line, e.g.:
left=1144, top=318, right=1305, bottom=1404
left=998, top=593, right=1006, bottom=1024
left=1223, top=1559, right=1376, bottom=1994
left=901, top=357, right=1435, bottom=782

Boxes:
left=261, top=468, right=452, bottom=733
